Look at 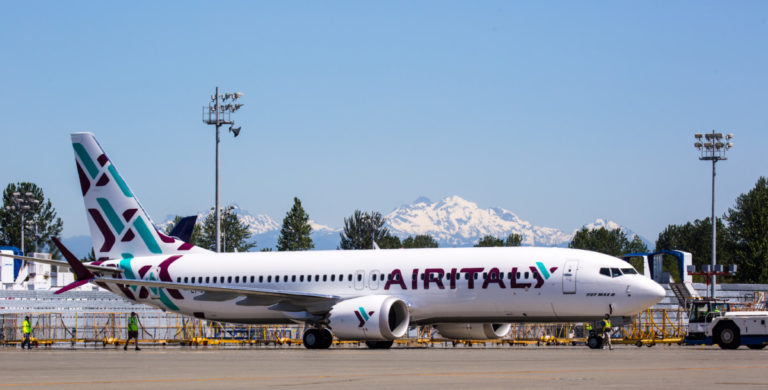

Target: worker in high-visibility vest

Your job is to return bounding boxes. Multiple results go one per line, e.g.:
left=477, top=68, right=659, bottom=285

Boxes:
left=124, top=312, right=141, bottom=351
left=585, top=322, right=593, bottom=336
left=20, top=316, right=32, bottom=350
left=601, top=314, right=613, bottom=350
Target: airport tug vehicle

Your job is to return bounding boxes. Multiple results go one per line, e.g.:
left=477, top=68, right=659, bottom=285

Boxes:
left=683, top=299, right=768, bottom=349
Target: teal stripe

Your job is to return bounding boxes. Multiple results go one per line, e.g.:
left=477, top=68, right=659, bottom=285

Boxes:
left=159, top=289, right=179, bottom=311
left=119, top=255, right=138, bottom=292
left=536, top=262, right=551, bottom=280
left=108, top=165, right=133, bottom=197
left=133, top=217, right=162, bottom=254
left=73, top=143, right=99, bottom=179
left=97, top=198, right=124, bottom=234
left=358, top=307, right=369, bottom=321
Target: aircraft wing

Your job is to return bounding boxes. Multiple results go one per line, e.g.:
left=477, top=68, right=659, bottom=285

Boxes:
left=95, top=277, right=341, bottom=314
left=0, top=252, right=123, bottom=274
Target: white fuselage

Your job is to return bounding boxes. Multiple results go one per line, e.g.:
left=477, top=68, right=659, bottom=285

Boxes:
left=93, top=246, right=665, bottom=324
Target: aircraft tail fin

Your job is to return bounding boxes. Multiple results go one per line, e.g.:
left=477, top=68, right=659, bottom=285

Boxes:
left=70, top=133, right=210, bottom=260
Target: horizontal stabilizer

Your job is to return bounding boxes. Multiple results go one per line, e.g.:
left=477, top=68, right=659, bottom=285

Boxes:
left=52, top=237, right=95, bottom=281
left=54, top=279, right=92, bottom=295
left=0, top=252, right=122, bottom=274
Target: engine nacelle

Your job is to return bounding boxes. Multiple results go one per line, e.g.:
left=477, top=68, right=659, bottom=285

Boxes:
left=328, top=295, right=410, bottom=341
left=434, top=323, right=512, bottom=340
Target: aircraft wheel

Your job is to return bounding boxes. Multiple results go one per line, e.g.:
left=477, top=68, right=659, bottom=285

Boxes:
left=303, top=329, right=320, bottom=349
left=318, top=328, right=334, bottom=349
left=365, top=340, right=394, bottom=349
left=587, top=335, right=603, bottom=349
left=715, top=322, right=740, bottom=350
left=747, top=344, right=767, bottom=350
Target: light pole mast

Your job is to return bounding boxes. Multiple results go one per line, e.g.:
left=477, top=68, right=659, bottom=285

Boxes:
left=5, top=191, right=39, bottom=255
left=203, top=87, right=243, bottom=252
left=694, top=131, right=734, bottom=299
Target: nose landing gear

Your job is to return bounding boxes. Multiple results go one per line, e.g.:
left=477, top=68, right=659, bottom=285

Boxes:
left=303, top=328, right=333, bottom=349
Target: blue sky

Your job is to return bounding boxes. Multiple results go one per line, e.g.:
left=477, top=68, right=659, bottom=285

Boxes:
left=1, top=1, right=766, bottom=242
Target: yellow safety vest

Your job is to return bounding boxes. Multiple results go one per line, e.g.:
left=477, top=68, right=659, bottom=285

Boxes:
left=586, top=323, right=592, bottom=331
left=602, top=319, right=611, bottom=331
left=22, top=320, right=31, bottom=334
left=128, top=317, right=138, bottom=332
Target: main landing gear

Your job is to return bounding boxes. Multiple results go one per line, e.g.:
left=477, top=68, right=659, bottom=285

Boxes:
left=365, top=341, right=394, bottom=349
left=303, top=328, right=333, bottom=349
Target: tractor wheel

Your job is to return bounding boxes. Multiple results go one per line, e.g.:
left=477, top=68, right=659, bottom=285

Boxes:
left=715, top=322, right=741, bottom=350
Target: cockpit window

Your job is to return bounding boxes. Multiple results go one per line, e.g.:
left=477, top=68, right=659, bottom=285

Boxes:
left=610, top=268, right=622, bottom=277
left=621, top=268, right=638, bottom=275
left=599, top=268, right=611, bottom=277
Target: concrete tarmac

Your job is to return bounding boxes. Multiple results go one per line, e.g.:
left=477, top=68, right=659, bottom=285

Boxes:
left=1, top=345, right=766, bottom=389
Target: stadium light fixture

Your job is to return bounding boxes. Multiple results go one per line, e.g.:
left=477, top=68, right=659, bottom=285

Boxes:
left=694, top=130, right=734, bottom=299
left=202, top=87, right=245, bottom=253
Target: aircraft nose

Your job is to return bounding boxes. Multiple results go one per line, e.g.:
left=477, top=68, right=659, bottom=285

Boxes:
left=639, top=278, right=666, bottom=306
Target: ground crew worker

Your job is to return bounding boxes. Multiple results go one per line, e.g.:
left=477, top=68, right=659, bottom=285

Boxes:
left=585, top=322, right=593, bottom=336
left=601, top=314, right=613, bottom=350
left=20, top=316, right=32, bottom=350
left=124, top=312, right=141, bottom=351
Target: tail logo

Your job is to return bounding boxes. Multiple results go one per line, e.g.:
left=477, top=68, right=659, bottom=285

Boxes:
left=354, top=307, right=375, bottom=327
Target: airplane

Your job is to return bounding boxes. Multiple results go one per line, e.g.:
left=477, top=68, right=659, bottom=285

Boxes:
left=0, top=133, right=666, bottom=349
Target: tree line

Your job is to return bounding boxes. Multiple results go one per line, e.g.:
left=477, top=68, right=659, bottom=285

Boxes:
left=1, top=177, right=767, bottom=283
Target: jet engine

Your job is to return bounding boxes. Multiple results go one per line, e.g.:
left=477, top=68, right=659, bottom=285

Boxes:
left=434, top=323, right=512, bottom=340
left=328, top=295, right=410, bottom=341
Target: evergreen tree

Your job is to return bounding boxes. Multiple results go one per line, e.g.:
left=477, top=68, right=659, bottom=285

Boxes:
left=339, top=210, right=396, bottom=249
left=0, top=182, right=63, bottom=256
left=277, top=197, right=314, bottom=251
left=81, top=248, right=96, bottom=262
left=402, top=235, right=439, bottom=248
left=505, top=233, right=523, bottom=247
left=655, top=217, right=732, bottom=278
left=570, top=227, right=647, bottom=256
left=726, top=177, right=768, bottom=283
left=197, top=206, right=256, bottom=252
left=475, top=235, right=505, bottom=247
left=474, top=233, right=522, bottom=247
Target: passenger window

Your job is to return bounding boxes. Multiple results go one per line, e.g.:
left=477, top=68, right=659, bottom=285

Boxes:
left=300, top=275, right=304, bottom=282
left=348, top=274, right=352, bottom=282
left=516, top=272, right=521, bottom=279
left=212, top=276, right=217, bottom=283
left=177, top=277, right=181, bottom=283
left=198, top=277, right=203, bottom=283
left=357, top=274, right=362, bottom=282
left=524, top=272, right=529, bottom=279
left=227, top=276, right=232, bottom=283
left=323, top=275, right=327, bottom=282
left=235, top=276, right=240, bottom=283
left=599, top=268, right=611, bottom=277
left=250, top=276, right=254, bottom=283
left=380, top=273, right=384, bottom=281
left=474, top=273, right=479, bottom=280
left=292, top=275, right=296, bottom=282
left=483, top=272, right=488, bottom=279
left=259, top=276, right=263, bottom=283
left=339, top=274, right=343, bottom=281
left=267, top=276, right=272, bottom=283
left=611, top=268, right=622, bottom=278
left=420, top=274, right=424, bottom=281
left=205, top=277, right=210, bottom=283
left=331, top=274, right=336, bottom=282
left=315, top=275, right=319, bottom=282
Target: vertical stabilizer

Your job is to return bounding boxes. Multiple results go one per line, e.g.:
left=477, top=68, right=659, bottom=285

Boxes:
left=71, top=132, right=209, bottom=260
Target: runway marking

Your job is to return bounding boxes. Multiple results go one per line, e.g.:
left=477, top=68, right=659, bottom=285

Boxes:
left=2, top=365, right=768, bottom=387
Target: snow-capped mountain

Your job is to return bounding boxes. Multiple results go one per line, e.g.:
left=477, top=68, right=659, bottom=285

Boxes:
left=385, top=196, right=573, bottom=247
left=149, top=196, right=644, bottom=251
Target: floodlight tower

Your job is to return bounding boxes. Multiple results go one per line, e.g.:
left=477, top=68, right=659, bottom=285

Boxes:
left=4, top=191, right=39, bottom=254
left=203, top=87, right=244, bottom=252
left=693, top=131, right=734, bottom=299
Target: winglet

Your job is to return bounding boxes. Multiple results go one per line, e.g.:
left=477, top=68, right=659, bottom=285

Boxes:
left=51, top=237, right=95, bottom=281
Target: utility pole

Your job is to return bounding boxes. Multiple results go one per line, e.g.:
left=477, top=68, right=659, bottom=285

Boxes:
left=202, top=87, right=243, bottom=252
left=693, top=131, right=734, bottom=299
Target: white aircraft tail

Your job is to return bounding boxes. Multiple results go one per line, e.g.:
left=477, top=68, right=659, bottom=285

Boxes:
left=71, top=133, right=210, bottom=260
